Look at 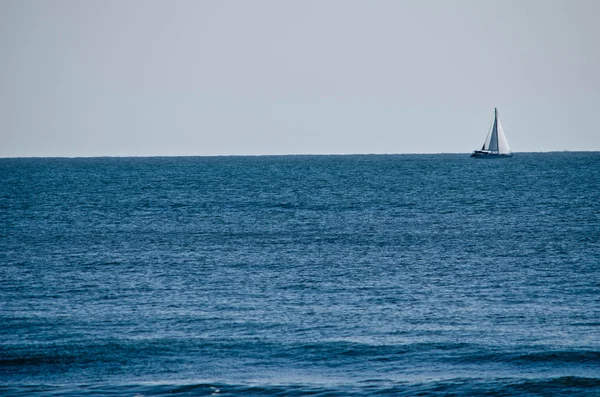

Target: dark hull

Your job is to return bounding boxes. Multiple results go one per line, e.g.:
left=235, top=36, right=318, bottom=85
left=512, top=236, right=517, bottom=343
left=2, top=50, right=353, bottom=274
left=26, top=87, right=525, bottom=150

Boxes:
left=470, top=151, right=513, bottom=159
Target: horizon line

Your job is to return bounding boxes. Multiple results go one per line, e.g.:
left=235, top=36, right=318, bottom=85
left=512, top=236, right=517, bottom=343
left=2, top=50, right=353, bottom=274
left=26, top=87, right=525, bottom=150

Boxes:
left=1, top=150, right=599, bottom=159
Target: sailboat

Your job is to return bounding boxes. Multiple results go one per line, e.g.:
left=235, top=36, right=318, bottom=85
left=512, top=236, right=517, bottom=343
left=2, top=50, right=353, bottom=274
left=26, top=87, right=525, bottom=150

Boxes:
left=470, top=108, right=512, bottom=158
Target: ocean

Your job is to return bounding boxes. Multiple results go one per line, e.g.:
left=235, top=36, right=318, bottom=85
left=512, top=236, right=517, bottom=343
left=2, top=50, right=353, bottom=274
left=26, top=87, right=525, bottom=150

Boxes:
left=1, top=153, right=599, bottom=396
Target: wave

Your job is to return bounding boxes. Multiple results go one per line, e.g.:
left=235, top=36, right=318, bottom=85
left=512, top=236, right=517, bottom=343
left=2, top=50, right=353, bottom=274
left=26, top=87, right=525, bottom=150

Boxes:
left=3, top=339, right=598, bottom=373
left=1, top=377, right=599, bottom=396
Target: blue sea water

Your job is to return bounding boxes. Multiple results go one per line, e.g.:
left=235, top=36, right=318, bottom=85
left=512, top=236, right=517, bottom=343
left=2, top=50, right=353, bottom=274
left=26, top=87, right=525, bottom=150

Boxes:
left=1, top=153, right=599, bottom=396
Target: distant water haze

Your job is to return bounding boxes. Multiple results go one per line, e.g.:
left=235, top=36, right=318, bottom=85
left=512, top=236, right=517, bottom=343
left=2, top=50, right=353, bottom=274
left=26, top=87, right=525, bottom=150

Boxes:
left=1, top=0, right=599, bottom=157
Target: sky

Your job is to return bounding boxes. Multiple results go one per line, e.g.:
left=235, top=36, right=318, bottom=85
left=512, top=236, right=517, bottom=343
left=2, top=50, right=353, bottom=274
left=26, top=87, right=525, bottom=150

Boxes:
left=0, top=0, right=598, bottom=157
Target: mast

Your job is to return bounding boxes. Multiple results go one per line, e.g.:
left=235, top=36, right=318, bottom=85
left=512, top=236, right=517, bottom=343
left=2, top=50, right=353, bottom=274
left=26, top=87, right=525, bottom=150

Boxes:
left=494, top=107, right=498, bottom=153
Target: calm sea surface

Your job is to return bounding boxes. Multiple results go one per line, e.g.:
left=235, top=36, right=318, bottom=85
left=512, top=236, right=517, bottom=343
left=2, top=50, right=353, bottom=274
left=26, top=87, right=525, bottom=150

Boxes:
left=1, top=153, right=599, bottom=396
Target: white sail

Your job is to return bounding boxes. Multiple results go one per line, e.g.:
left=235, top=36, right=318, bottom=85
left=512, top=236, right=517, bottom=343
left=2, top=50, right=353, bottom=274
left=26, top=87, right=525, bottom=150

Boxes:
left=487, top=113, right=499, bottom=152
left=481, top=108, right=510, bottom=154
left=482, top=120, right=494, bottom=150
left=496, top=117, right=511, bottom=154
left=471, top=108, right=512, bottom=158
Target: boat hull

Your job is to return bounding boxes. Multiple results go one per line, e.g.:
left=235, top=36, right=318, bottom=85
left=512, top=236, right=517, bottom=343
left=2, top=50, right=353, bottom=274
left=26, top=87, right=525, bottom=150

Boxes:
left=470, top=151, right=513, bottom=159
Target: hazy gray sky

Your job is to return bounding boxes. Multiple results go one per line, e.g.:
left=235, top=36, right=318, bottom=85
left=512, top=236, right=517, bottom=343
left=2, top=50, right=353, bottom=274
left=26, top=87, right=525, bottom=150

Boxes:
left=1, top=0, right=598, bottom=157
